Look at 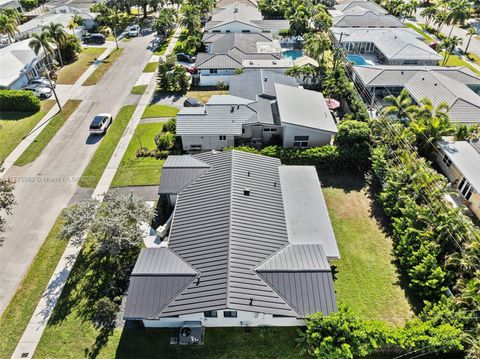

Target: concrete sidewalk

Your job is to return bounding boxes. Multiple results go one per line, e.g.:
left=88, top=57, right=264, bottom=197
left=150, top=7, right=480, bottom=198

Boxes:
left=11, top=28, right=182, bottom=359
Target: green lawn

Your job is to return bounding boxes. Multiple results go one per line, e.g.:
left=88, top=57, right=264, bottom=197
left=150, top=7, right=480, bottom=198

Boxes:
left=15, top=100, right=81, bottom=166
left=141, top=104, right=179, bottom=119
left=131, top=85, right=148, bottom=95
left=56, top=47, right=106, bottom=85
left=82, top=48, right=125, bottom=86
left=440, top=51, right=480, bottom=75
left=153, top=32, right=174, bottom=55
left=185, top=89, right=229, bottom=103
left=0, top=100, right=55, bottom=163
left=143, top=62, right=158, bottom=72
left=78, top=105, right=137, bottom=188
left=405, top=23, right=434, bottom=43
left=0, top=211, right=68, bottom=359
left=111, top=122, right=165, bottom=187
left=320, top=172, right=413, bottom=326
left=467, top=52, right=480, bottom=67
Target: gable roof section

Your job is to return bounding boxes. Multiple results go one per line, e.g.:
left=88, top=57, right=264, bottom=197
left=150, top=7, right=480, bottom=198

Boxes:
left=132, top=248, right=198, bottom=275
left=256, top=244, right=330, bottom=271
left=274, top=84, right=338, bottom=133
left=158, top=156, right=210, bottom=195
left=335, top=0, right=388, bottom=14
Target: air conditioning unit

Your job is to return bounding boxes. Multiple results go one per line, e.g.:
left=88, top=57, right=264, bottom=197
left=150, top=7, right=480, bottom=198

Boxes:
left=178, top=321, right=204, bottom=345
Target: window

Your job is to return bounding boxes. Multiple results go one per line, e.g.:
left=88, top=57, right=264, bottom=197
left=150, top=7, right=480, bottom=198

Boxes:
left=242, top=128, right=245, bottom=134
left=442, top=154, right=452, bottom=167
left=204, top=311, right=218, bottom=318
left=226, top=30, right=231, bottom=33
left=458, top=178, right=473, bottom=201
left=219, top=135, right=226, bottom=141
left=209, top=69, right=218, bottom=74
left=223, top=311, right=237, bottom=318
left=270, top=128, right=278, bottom=132
left=293, top=135, right=309, bottom=148
left=212, top=30, right=221, bottom=33
left=241, top=30, right=251, bottom=33
left=263, top=128, right=271, bottom=132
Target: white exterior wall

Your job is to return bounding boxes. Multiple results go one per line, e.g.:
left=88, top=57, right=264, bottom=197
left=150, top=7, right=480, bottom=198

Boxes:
left=198, top=69, right=235, bottom=87
left=435, top=152, right=480, bottom=220
left=282, top=124, right=334, bottom=148
left=143, top=309, right=305, bottom=328
left=181, top=135, right=235, bottom=151
left=207, top=21, right=261, bottom=33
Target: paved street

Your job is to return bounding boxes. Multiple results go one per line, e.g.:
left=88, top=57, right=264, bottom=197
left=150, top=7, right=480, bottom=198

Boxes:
left=0, top=34, right=155, bottom=314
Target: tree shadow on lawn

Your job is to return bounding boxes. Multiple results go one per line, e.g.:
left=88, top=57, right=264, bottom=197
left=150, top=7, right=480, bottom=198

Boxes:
left=316, top=168, right=366, bottom=193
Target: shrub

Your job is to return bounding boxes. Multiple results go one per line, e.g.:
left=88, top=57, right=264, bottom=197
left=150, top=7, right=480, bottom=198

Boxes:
left=163, top=117, right=176, bottom=133
left=0, top=90, right=41, bottom=112
left=61, top=34, right=82, bottom=63
left=20, top=0, right=37, bottom=10
left=155, top=131, right=175, bottom=150
left=136, top=147, right=150, bottom=157
left=93, top=297, right=119, bottom=328
left=335, top=120, right=372, bottom=169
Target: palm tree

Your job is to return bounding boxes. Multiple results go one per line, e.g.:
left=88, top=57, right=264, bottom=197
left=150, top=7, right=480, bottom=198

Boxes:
left=0, top=13, right=18, bottom=43
left=303, top=31, right=331, bottom=66
left=180, top=4, right=201, bottom=35
left=382, top=89, right=418, bottom=121
left=445, top=0, right=472, bottom=36
left=43, top=22, right=67, bottom=67
left=440, top=35, right=463, bottom=65
left=465, top=27, right=477, bottom=53
left=421, top=6, right=437, bottom=27
left=67, top=14, right=83, bottom=35
left=434, top=10, right=447, bottom=32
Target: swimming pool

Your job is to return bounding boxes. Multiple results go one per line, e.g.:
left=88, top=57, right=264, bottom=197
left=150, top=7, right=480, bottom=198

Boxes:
left=347, top=54, right=370, bottom=66
left=283, top=49, right=304, bottom=61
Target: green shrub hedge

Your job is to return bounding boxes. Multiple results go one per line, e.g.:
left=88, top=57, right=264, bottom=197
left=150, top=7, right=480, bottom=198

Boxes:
left=0, top=90, right=41, bottom=112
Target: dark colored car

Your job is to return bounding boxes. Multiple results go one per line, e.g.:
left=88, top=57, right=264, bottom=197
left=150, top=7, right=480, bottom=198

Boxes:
left=82, top=33, right=106, bottom=44
left=176, top=53, right=196, bottom=63
left=183, top=98, right=202, bottom=107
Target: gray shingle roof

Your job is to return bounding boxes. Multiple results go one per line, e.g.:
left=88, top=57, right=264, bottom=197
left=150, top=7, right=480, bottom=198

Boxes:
left=275, top=84, right=338, bottom=133
left=125, top=151, right=339, bottom=320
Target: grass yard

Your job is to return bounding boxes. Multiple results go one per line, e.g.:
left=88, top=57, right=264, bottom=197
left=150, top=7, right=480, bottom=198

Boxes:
left=406, top=23, right=434, bottom=43
left=0, top=211, right=68, bottom=359
left=111, top=122, right=165, bottom=187
left=78, top=105, right=137, bottom=188
left=56, top=47, right=106, bottom=85
left=440, top=51, right=480, bottom=75
left=143, top=62, right=158, bottom=72
left=153, top=32, right=174, bottom=55
left=0, top=100, right=55, bottom=162
left=185, top=89, right=229, bottom=104
left=82, top=48, right=124, bottom=86
left=319, top=172, right=413, bottom=326
left=15, top=100, right=81, bottom=166
left=467, top=52, right=480, bottom=67
left=141, top=104, right=179, bottom=119
left=131, top=85, right=147, bottom=95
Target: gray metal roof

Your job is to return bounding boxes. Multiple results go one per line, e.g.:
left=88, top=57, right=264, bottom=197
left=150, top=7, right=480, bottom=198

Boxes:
left=163, top=155, right=210, bottom=168
left=278, top=166, right=340, bottom=258
left=330, top=11, right=404, bottom=27
left=159, top=156, right=211, bottom=194
left=439, top=140, right=480, bottom=193
left=256, top=244, right=330, bottom=271
left=274, top=84, right=338, bottom=133
left=132, top=248, right=198, bottom=275
left=335, top=0, right=388, bottom=14
left=203, top=32, right=274, bottom=54
left=196, top=50, right=280, bottom=70
left=229, top=69, right=298, bottom=101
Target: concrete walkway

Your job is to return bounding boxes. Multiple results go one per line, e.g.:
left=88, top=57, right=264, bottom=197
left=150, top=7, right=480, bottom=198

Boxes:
left=0, top=42, right=116, bottom=178
left=11, top=28, right=181, bottom=359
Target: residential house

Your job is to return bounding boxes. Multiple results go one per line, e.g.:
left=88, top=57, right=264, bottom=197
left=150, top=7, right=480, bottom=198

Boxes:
left=436, top=140, right=480, bottom=219
left=177, top=70, right=337, bottom=151
left=124, top=150, right=339, bottom=327
left=329, top=0, right=404, bottom=28
left=351, top=65, right=480, bottom=124
left=196, top=32, right=283, bottom=86
left=0, top=38, right=49, bottom=89
left=332, top=27, right=442, bottom=66
left=0, top=0, right=21, bottom=11
left=205, top=2, right=289, bottom=34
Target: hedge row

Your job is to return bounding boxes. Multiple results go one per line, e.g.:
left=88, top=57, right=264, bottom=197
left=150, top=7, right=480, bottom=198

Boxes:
left=0, top=90, right=41, bottom=112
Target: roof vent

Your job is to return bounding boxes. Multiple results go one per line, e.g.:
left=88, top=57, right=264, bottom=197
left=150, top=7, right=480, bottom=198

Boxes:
left=234, top=7, right=238, bottom=13
left=249, top=298, right=253, bottom=306
left=401, top=71, right=404, bottom=75
left=237, top=104, right=240, bottom=109
left=247, top=171, right=251, bottom=177
left=264, top=77, right=268, bottom=82
left=434, top=83, right=437, bottom=86
left=250, top=60, right=253, bottom=65
left=231, top=105, right=235, bottom=112
left=273, top=182, right=277, bottom=187
left=422, top=77, right=425, bottom=80
left=272, top=60, right=277, bottom=65
left=196, top=277, right=201, bottom=286
left=244, top=188, right=250, bottom=196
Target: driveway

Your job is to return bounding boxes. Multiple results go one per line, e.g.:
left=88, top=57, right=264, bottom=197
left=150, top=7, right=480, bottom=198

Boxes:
left=0, top=34, right=155, bottom=314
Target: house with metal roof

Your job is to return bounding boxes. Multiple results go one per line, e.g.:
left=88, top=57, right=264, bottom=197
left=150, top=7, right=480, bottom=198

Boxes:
left=177, top=70, right=337, bottom=151
left=332, top=27, right=442, bottom=66
left=124, top=150, right=339, bottom=327
left=205, top=2, right=289, bottom=34
left=329, top=0, right=404, bottom=28
left=195, top=33, right=283, bottom=86
left=435, top=140, right=480, bottom=219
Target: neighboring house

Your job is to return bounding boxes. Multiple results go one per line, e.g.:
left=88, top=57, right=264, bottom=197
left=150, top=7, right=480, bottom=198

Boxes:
left=177, top=70, right=337, bottom=151
left=0, top=38, right=49, bottom=89
left=352, top=65, right=480, bottom=124
left=17, top=8, right=96, bottom=38
left=205, top=2, right=289, bottom=34
left=196, top=33, right=283, bottom=86
left=436, top=140, right=480, bottom=219
left=332, top=27, right=442, bottom=66
left=329, top=1, right=404, bottom=28
left=124, top=150, right=339, bottom=328
left=0, top=0, right=21, bottom=11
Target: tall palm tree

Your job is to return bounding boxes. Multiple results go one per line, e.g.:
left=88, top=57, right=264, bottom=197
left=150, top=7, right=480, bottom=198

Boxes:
left=382, top=89, right=418, bottom=121
left=43, top=22, right=67, bottom=67
left=67, top=14, right=83, bottom=35
left=303, top=31, right=331, bottom=66
left=421, top=6, right=437, bottom=27
left=0, top=13, right=18, bottom=43
left=465, top=27, right=477, bottom=53
left=440, top=35, right=463, bottom=65
left=445, top=0, right=472, bottom=36
left=180, top=4, right=201, bottom=35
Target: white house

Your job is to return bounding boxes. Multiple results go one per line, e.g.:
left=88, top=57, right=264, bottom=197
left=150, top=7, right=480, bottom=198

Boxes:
left=0, top=0, right=21, bottom=11
left=329, top=0, right=404, bottom=28
left=0, top=38, right=49, bottom=89
left=124, top=150, right=339, bottom=328
left=436, top=140, right=480, bottom=219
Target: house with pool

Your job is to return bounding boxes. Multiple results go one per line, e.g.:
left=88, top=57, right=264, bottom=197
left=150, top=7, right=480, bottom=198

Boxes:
left=332, top=27, right=442, bottom=66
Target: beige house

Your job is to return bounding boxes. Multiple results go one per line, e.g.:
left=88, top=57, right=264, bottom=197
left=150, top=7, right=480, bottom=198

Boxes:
left=436, top=140, right=480, bottom=219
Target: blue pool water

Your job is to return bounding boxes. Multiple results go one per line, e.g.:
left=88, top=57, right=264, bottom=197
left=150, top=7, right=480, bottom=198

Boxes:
left=283, top=50, right=304, bottom=61
left=347, top=54, right=370, bottom=66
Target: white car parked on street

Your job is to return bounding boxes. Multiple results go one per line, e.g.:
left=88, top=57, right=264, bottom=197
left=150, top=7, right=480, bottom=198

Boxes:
left=89, top=113, right=113, bottom=134
left=128, top=25, right=140, bottom=37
